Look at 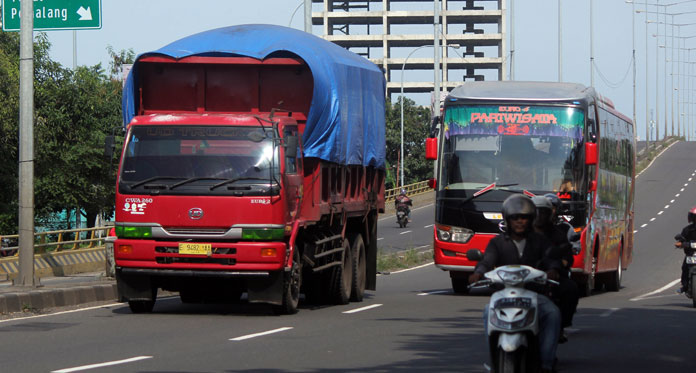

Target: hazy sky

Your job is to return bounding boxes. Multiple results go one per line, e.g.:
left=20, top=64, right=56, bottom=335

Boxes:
left=34, top=0, right=696, bottom=141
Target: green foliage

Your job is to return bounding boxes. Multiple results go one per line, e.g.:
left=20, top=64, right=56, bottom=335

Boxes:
left=0, top=32, right=125, bottom=233
left=385, top=97, right=433, bottom=189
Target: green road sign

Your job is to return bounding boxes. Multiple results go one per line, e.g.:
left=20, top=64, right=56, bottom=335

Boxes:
left=2, top=0, right=102, bottom=31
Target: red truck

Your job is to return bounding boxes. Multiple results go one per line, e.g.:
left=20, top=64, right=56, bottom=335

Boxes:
left=113, top=25, right=386, bottom=314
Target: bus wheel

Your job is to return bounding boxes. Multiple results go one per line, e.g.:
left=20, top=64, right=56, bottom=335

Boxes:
left=605, top=252, right=623, bottom=292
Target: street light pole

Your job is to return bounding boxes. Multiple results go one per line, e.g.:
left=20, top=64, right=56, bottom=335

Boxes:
left=645, top=0, right=650, bottom=149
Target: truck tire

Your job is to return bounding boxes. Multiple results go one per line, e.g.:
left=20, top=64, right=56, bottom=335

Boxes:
left=128, top=288, right=157, bottom=313
left=349, top=233, right=366, bottom=302
left=329, top=239, right=353, bottom=305
left=274, top=247, right=302, bottom=314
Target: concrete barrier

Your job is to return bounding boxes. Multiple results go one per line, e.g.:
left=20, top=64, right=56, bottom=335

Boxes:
left=0, top=247, right=106, bottom=281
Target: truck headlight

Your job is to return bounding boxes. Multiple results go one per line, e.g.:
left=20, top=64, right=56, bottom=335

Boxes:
left=436, top=224, right=473, bottom=243
left=115, top=225, right=152, bottom=239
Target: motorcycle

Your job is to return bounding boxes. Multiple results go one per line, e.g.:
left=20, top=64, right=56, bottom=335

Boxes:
left=396, top=205, right=409, bottom=228
left=674, top=233, right=696, bottom=308
left=467, top=249, right=558, bottom=373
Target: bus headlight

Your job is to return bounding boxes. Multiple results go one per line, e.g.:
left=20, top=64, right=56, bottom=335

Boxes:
left=436, top=224, right=474, bottom=243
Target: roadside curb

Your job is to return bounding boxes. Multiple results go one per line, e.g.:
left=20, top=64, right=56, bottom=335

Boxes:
left=0, top=282, right=117, bottom=315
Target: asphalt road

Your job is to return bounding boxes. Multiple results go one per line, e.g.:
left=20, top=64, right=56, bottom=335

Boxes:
left=1, top=141, right=695, bottom=372
left=377, top=202, right=435, bottom=254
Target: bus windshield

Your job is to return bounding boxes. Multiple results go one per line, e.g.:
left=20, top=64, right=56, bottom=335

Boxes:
left=441, top=105, right=585, bottom=193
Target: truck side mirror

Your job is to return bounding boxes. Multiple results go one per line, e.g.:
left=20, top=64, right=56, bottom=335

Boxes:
left=426, top=137, right=438, bottom=160
left=285, top=135, right=298, bottom=159
left=104, top=135, right=115, bottom=157
left=585, top=142, right=597, bottom=165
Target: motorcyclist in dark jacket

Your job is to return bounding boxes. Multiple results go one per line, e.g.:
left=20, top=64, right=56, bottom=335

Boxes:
left=675, top=206, right=696, bottom=293
left=469, top=194, right=562, bottom=373
left=395, top=189, right=413, bottom=222
left=533, top=195, right=580, bottom=344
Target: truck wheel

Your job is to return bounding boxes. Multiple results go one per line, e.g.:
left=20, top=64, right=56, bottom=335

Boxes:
left=329, top=239, right=353, bottom=305
left=274, top=247, right=302, bottom=314
left=349, top=233, right=366, bottom=302
left=128, top=289, right=157, bottom=313
left=451, top=277, right=469, bottom=294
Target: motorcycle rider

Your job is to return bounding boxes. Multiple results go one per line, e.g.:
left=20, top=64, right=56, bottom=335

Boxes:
left=394, top=188, right=413, bottom=222
left=532, top=195, right=580, bottom=344
left=674, top=206, right=696, bottom=293
left=469, top=194, right=563, bottom=373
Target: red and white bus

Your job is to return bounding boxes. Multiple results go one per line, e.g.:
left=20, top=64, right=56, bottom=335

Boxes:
left=426, top=81, right=635, bottom=295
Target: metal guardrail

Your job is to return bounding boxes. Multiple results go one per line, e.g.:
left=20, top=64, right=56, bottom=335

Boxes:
left=0, top=226, right=111, bottom=257
left=0, top=181, right=433, bottom=254
left=385, top=180, right=432, bottom=202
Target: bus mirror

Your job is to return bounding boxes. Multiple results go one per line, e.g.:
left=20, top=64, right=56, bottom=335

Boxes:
left=426, top=137, right=438, bottom=160
left=585, top=142, right=597, bottom=165
left=284, top=135, right=298, bottom=159
left=589, top=180, right=597, bottom=192
left=428, top=178, right=437, bottom=189
left=104, top=135, right=115, bottom=157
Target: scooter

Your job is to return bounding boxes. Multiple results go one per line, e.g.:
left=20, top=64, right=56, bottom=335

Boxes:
left=396, top=205, right=409, bottom=228
left=674, top=233, right=696, bottom=308
left=467, top=249, right=558, bottom=373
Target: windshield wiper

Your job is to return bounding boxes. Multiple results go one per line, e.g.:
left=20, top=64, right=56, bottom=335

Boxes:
left=460, top=182, right=520, bottom=205
left=128, top=177, right=186, bottom=190
left=209, top=177, right=273, bottom=191
left=169, top=177, right=228, bottom=190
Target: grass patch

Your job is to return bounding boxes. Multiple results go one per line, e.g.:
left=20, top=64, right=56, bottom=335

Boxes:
left=377, top=248, right=433, bottom=273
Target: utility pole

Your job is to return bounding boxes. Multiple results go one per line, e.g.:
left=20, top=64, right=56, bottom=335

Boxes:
left=510, top=0, right=515, bottom=80
left=304, top=0, right=312, bottom=33
left=590, top=0, right=594, bottom=87
left=645, top=0, right=650, bottom=150
left=17, top=0, right=36, bottom=286
left=558, top=0, right=562, bottom=82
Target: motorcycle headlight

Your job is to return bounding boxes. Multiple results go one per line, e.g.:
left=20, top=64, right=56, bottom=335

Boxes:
left=497, top=269, right=530, bottom=286
left=436, top=224, right=474, bottom=243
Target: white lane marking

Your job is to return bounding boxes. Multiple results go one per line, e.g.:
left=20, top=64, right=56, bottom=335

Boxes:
left=0, top=303, right=122, bottom=324
left=630, top=279, right=681, bottom=301
left=342, top=304, right=383, bottom=314
left=51, top=356, right=153, bottom=373
left=414, top=245, right=431, bottom=250
left=640, top=223, right=648, bottom=228
left=600, top=308, right=620, bottom=317
left=650, top=218, right=656, bottom=222
left=377, top=237, right=384, bottom=241
left=230, top=327, right=293, bottom=341
left=391, top=262, right=434, bottom=274
left=400, top=230, right=412, bottom=235
left=664, top=205, right=670, bottom=209
left=689, top=178, right=693, bottom=182
left=424, top=224, right=434, bottom=228
left=670, top=199, right=675, bottom=203
left=685, top=183, right=689, bottom=187
left=418, top=290, right=450, bottom=296
left=676, top=193, right=681, bottom=197
left=681, top=188, right=685, bottom=192
left=658, top=211, right=664, bottom=215
left=633, top=230, right=638, bottom=234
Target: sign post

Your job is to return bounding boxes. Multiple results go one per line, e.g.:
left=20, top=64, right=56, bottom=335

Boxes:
left=2, top=0, right=102, bottom=31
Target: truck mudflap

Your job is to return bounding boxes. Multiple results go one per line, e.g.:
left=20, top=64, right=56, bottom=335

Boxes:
left=246, top=270, right=288, bottom=306
left=116, top=268, right=155, bottom=302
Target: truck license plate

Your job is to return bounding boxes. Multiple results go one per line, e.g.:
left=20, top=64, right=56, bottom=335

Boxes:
left=179, top=243, right=212, bottom=255
left=687, top=256, right=696, bottom=265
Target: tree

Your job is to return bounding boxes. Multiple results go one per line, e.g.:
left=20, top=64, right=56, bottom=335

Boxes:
left=0, top=31, right=20, bottom=234
left=385, top=97, right=433, bottom=189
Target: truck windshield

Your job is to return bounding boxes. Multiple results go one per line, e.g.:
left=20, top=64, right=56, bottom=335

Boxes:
left=441, top=105, right=585, bottom=193
left=119, top=126, right=279, bottom=192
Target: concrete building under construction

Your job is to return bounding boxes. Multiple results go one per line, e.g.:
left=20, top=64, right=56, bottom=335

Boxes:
left=311, top=0, right=507, bottom=103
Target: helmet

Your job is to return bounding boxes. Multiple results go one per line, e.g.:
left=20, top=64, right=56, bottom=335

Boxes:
left=400, top=188, right=406, bottom=195
left=544, top=193, right=562, bottom=210
left=532, top=196, right=553, bottom=226
left=502, top=194, right=536, bottom=228
left=689, top=206, right=696, bottom=224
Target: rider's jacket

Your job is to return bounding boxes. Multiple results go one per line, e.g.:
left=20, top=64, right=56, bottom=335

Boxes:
left=395, top=195, right=412, bottom=209
left=679, top=223, right=696, bottom=256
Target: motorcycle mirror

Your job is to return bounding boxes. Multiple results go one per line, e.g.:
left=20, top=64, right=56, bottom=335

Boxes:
left=465, top=249, right=483, bottom=262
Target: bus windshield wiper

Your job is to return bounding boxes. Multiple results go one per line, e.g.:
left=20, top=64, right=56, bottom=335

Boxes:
left=169, top=177, right=228, bottom=190
left=460, top=182, right=519, bottom=205
left=128, top=177, right=186, bottom=190
left=209, top=177, right=273, bottom=190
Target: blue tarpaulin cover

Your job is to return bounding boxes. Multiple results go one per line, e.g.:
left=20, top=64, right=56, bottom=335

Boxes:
left=122, top=24, right=386, bottom=169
